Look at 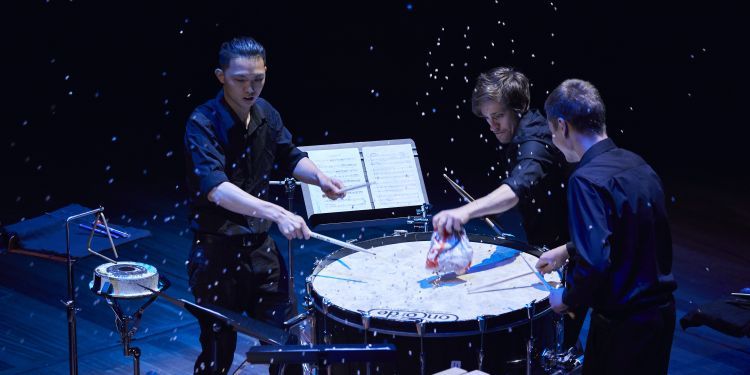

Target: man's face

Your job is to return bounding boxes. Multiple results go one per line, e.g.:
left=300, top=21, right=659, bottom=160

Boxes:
left=215, top=56, right=266, bottom=115
left=548, top=118, right=579, bottom=162
left=479, top=100, right=520, bottom=144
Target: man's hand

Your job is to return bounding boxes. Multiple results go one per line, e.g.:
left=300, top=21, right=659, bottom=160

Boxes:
left=535, top=244, right=569, bottom=274
left=275, top=210, right=311, bottom=240
left=432, top=208, right=469, bottom=234
left=320, top=176, right=346, bottom=200
left=549, top=287, right=569, bottom=314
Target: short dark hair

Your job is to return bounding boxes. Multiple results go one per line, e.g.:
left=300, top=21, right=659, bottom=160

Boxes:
left=544, top=79, right=606, bottom=134
left=471, top=67, right=531, bottom=117
left=218, top=37, right=266, bottom=70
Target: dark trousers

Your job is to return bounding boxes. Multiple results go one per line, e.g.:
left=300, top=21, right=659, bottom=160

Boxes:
left=583, top=299, right=675, bottom=375
left=187, top=233, right=294, bottom=374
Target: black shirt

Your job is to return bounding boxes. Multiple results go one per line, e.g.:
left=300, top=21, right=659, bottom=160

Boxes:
left=184, top=90, right=308, bottom=235
left=501, top=109, right=570, bottom=248
left=562, top=138, right=676, bottom=313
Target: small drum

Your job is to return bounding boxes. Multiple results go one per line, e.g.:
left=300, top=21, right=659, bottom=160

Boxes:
left=90, top=261, right=160, bottom=298
left=307, top=232, right=561, bottom=374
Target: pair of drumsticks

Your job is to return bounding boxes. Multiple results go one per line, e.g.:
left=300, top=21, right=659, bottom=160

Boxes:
left=468, top=253, right=575, bottom=318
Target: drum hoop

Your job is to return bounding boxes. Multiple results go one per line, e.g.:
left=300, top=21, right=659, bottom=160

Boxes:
left=310, top=299, right=553, bottom=338
left=309, top=232, right=558, bottom=335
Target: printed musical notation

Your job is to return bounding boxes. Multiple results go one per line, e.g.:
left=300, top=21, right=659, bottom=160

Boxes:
left=306, top=148, right=372, bottom=214
left=362, top=144, right=425, bottom=209
left=304, top=142, right=426, bottom=216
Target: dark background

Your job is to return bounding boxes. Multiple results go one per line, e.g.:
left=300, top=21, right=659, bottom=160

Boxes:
left=2, top=0, right=746, bottom=226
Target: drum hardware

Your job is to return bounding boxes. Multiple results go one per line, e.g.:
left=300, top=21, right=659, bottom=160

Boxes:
left=322, top=297, right=333, bottom=344
left=477, top=316, right=486, bottom=371
left=90, top=275, right=169, bottom=375
left=526, top=301, right=536, bottom=375
left=406, top=203, right=433, bottom=232
left=361, top=312, right=372, bottom=375
left=542, top=346, right=584, bottom=374
left=441, top=173, right=515, bottom=239
left=416, top=319, right=426, bottom=375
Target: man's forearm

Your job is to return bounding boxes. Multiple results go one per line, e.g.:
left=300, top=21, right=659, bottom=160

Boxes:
left=292, top=157, right=324, bottom=186
left=207, top=181, right=285, bottom=221
left=461, top=184, right=520, bottom=220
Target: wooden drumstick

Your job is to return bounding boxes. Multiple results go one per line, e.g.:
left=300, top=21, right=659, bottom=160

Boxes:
left=321, top=181, right=374, bottom=198
left=309, top=231, right=376, bottom=255
left=467, top=271, right=534, bottom=293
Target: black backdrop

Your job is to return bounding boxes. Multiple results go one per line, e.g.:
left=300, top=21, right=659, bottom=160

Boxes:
left=3, top=1, right=746, bottom=225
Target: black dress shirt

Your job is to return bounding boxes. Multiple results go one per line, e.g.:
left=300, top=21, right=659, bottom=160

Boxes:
left=501, top=109, right=570, bottom=248
left=184, top=90, right=307, bottom=235
left=562, top=138, right=677, bottom=313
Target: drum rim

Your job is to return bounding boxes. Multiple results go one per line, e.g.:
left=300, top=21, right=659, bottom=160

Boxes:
left=308, top=232, right=557, bottom=337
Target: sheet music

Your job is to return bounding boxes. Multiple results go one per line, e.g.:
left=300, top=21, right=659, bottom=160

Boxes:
left=362, top=144, right=426, bottom=209
left=305, top=148, right=373, bottom=214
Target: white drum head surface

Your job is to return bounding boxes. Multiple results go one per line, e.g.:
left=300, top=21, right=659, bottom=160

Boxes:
left=312, top=240, right=561, bottom=323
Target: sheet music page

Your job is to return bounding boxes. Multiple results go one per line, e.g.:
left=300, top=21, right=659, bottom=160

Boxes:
left=362, top=143, right=426, bottom=209
left=306, top=148, right=373, bottom=214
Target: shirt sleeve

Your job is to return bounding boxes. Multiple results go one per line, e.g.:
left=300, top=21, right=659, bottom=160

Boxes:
left=503, top=140, right=555, bottom=200
left=562, top=176, right=613, bottom=309
left=270, top=111, right=308, bottom=175
left=184, top=111, right=229, bottom=200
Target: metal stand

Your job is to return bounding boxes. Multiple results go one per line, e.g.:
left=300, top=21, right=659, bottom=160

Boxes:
left=64, top=206, right=105, bottom=375
left=270, top=178, right=302, bottom=310
left=102, top=293, right=160, bottom=375
left=406, top=203, right=432, bottom=232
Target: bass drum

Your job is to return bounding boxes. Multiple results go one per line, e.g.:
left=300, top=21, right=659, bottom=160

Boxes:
left=307, top=232, right=561, bottom=374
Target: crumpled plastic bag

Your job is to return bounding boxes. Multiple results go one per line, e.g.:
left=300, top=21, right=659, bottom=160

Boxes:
left=425, top=229, right=473, bottom=275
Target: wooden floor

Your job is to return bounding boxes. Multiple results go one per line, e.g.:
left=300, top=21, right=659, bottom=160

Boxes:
left=1, top=185, right=748, bottom=374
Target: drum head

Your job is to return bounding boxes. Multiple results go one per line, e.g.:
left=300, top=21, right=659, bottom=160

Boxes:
left=311, top=232, right=561, bottom=336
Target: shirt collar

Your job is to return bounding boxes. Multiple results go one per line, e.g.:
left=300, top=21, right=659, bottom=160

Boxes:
left=578, top=137, right=616, bottom=167
left=216, top=89, right=267, bottom=134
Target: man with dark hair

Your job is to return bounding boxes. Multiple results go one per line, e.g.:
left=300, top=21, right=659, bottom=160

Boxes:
left=432, top=67, right=569, bottom=250
left=541, top=79, right=677, bottom=374
left=184, top=36, right=345, bottom=374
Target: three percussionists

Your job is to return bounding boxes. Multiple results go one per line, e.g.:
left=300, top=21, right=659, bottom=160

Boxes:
left=184, top=36, right=676, bottom=374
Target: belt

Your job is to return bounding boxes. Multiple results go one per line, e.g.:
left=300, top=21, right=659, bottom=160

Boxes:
left=195, top=232, right=269, bottom=248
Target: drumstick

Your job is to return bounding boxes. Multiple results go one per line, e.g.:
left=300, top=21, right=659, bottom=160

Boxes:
left=519, top=254, right=576, bottom=319
left=309, top=231, right=376, bottom=255
left=442, top=174, right=511, bottom=237
left=467, top=271, right=534, bottom=293
left=321, top=181, right=374, bottom=198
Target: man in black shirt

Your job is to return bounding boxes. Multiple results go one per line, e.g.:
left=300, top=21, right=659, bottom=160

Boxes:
left=432, top=67, right=568, bottom=250
left=184, top=37, right=345, bottom=374
left=541, top=79, right=677, bottom=374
